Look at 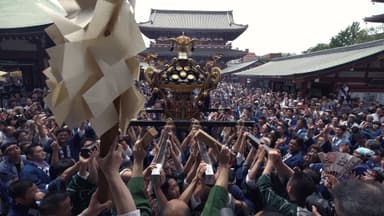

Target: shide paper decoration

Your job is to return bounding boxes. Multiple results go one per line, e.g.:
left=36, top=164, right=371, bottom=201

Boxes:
left=40, top=0, right=145, bottom=136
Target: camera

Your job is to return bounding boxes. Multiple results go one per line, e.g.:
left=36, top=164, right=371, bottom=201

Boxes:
left=80, top=142, right=97, bottom=158
left=306, top=194, right=335, bottom=216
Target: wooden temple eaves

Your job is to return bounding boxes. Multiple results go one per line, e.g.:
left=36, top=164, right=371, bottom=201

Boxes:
left=139, top=9, right=247, bottom=41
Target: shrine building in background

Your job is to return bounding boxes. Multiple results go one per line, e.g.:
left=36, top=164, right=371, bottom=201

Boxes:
left=139, top=9, right=249, bottom=67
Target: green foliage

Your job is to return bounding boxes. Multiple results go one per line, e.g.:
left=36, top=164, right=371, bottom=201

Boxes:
left=329, top=22, right=368, bottom=47
left=305, top=22, right=384, bottom=53
left=304, top=43, right=330, bottom=53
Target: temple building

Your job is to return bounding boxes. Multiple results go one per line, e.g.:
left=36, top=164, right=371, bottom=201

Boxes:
left=235, top=39, right=384, bottom=102
left=139, top=9, right=248, bottom=67
left=364, top=0, right=384, bottom=23
left=0, top=0, right=66, bottom=91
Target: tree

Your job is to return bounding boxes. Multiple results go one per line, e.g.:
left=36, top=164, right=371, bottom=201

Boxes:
left=304, top=43, right=330, bottom=53
left=329, top=22, right=368, bottom=48
left=366, top=25, right=384, bottom=41
left=304, top=22, right=384, bottom=53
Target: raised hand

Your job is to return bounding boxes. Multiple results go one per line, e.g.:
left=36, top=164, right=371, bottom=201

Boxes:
left=311, top=205, right=322, bottom=216
left=323, top=172, right=339, bottom=190
left=218, top=146, right=231, bottom=166
left=255, top=146, right=267, bottom=163
left=267, top=149, right=282, bottom=164
left=143, top=163, right=157, bottom=180
left=33, top=113, right=46, bottom=127
left=196, top=162, right=207, bottom=181
left=49, top=132, right=60, bottom=165
left=97, top=137, right=124, bottom=175
left=51, top=139, right=60, bottom=152
left=81, top=189, right=113, bottom=216
left=133, top=139, right=147, bottom=162
left=275, top=137, right=286, bottom=147
left=190, top=140, right=199, bottom=158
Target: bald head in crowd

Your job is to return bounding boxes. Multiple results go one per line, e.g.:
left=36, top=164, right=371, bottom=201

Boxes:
left=163, top=199, right=191, bottom=216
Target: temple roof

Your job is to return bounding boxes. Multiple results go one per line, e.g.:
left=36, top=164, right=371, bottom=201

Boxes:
left=365, top=0, right=384, bottom=23
left=139, top=9, right=247, bottom=40
left=364, top=13, right=384, bottom=23
left=235, top=39, right=384, bottom=78
left=0, top=0, right=66, bottom=29
left=222, top=60, right=259, bottom=74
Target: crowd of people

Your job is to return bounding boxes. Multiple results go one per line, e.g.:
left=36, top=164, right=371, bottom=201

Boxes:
left=0, top=80, right=383, bottom=216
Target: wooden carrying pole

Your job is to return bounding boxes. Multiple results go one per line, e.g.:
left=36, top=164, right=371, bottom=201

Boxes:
left=194, top=129, right=236, bottom=156
left=98, top=123, right=158, bottom=202
left=98, top=124, right=119, bottom=202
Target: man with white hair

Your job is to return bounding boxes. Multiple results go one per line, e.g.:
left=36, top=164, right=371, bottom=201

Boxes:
left=370, top=107, right=384, bottom=123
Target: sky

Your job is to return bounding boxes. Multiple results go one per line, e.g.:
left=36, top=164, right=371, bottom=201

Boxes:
left=134, top=0, right=384, bottom=55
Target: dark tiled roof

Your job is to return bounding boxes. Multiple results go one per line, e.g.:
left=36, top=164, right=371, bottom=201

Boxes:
left=0, top=0, right=66, bottom=29
left=235, top=39, right=384, bottom=77
left=222, top=60, right=259, bottom=74
left=139, top=9, right=247, bottom=30
left=364, top=13, right=384, bottom=23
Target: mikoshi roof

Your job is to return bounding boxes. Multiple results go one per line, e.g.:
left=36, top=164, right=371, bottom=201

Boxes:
left=0, top=0, right=66, bottom=29
left=235, top=39, right=384, bottom=78
left=139, top=9, right=247, bottom=30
